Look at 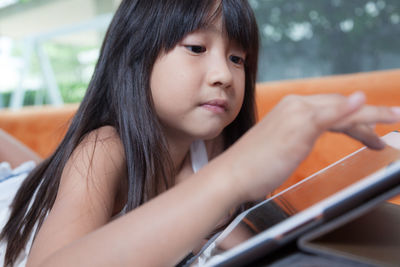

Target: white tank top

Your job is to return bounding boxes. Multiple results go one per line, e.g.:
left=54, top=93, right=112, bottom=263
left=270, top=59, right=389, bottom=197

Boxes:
left=190, top=140, right=208, bottom=173
left=0, top=161, right=36, bottom=267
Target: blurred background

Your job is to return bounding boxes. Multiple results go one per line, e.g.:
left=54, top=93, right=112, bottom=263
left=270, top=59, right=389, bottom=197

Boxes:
left=0, top=0, right=399, bottom=109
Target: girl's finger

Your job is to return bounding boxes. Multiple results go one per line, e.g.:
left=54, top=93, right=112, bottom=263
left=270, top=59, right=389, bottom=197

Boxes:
left=352, top=105, right=400, bottom=124
left=309, top=92, right=366, bottom=130
left=333, top=105, right=400, bottom=131
left=344, top=124, right=385, bottom=150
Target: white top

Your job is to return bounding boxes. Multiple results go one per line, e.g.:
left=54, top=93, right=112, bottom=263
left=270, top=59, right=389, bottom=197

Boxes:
left=190, top=139, right=209, bottom=173
left=0, top=161, right=36, bottom=267
left=0, top=140, right=209, bottom=267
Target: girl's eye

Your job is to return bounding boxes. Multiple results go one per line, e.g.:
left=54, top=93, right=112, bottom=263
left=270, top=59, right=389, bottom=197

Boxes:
left=229, top=55, right=245, bottom=66
left=185, top=45, right=206, bottom=54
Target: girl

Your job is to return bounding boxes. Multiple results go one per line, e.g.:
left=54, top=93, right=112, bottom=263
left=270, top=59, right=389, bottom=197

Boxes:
left=1, top=0, right=400, bottom=266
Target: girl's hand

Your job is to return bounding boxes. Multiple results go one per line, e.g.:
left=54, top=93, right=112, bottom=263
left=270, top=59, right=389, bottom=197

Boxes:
left=223, top=92, right=400, bottom=202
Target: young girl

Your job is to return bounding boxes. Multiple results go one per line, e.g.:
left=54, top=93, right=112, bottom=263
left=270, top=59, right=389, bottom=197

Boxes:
left=1, top=0, right=400, bottom=266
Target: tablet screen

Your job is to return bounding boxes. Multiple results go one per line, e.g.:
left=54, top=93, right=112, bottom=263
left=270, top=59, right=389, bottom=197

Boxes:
left=196, top=133, right=400, bottom=263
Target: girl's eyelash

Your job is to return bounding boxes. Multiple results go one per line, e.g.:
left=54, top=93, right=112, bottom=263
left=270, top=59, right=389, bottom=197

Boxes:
left=184, top=45, right=245, bottom=65
left=185, top=45, right=206, bottom=54
left=230, top=55, right=245, bottom=65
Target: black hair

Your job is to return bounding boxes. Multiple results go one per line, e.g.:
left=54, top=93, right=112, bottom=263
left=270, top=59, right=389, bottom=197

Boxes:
left=0, top=0, right=259, bottom=265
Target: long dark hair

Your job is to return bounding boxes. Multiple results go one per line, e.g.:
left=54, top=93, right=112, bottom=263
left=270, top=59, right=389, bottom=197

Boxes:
left=0, top=0, right=259, bottom=265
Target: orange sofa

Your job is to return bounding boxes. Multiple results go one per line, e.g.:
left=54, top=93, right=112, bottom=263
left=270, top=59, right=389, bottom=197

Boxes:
left=1, top=69, right=400, bottom=202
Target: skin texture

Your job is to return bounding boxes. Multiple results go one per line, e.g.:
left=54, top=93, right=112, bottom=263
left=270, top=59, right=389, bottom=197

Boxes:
left=25, top=19, right=400, bottom=267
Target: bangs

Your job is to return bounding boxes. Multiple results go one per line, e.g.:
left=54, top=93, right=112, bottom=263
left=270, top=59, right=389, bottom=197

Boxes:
left=221, top=0, right=259, bottom=54
left=159, top=0, right=259, bottom=55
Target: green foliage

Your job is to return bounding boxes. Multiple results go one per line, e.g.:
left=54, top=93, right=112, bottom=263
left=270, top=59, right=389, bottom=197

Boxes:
left=252, top=0, right=400, bottom=77
left=59, top=82, right=88, bottom=103
left=31, top=42, right=96, bottom=105
left=1, top=42, right=97, bottom=107
left=0, top=91, right=38, bottom=107
left=0, top=92, right=11, bottom=107
left=41, top=41, right=99, bottom=104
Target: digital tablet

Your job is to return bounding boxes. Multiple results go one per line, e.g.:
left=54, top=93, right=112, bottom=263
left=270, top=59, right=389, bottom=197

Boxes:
left=190, top=131, right=400, bottom=267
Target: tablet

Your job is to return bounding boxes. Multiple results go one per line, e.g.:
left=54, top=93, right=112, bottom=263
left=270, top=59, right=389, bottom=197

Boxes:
left=190, top=131, right=400, bottom=267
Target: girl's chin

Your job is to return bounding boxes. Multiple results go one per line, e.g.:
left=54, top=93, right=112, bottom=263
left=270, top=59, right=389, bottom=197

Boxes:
left=191, top=128, right=224, bottom=141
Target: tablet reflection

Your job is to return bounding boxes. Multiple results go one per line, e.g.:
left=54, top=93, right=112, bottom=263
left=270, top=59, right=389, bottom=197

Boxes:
left=214, top=200, right=289, bottom=252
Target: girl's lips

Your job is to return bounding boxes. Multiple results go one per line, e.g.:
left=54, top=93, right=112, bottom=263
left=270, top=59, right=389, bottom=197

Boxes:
left=201, top=99, right=228, bottom=113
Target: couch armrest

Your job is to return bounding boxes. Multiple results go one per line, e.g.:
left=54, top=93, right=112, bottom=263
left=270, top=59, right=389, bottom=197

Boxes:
left=0, top=104, right=78, bottom=158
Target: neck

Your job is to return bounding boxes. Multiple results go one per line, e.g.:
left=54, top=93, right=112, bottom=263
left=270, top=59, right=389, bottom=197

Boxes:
left=162, top=126, right=225, bottom=174
left=168, top=138, right=192, bottom=172
left=204, top=134, right=224, bottom=160
left=167, top=135, right=225, bottom=172
left=162, top=128, right=193, bottom=172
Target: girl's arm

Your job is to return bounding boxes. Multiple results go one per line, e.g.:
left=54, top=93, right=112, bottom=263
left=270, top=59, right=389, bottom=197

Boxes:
left=27, top=126, right=238, bottom=267
left=0, top=129, right=42, bottom=167
left=27, top=93, right=400, bottom=267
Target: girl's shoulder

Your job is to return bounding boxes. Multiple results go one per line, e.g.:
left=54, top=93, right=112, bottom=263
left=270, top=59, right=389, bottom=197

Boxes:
left=64, top=125, right=127, bottom=188
left=28, top=126, right=128, bottom=264
left=71, top=125, right=127, bottom=173
left=74, top=126, right=129, bottom=216
left=58, top=125, right=128, bottom=217
left=75, top=126, right=126, bottom=161
left=81, top=126, right=123, bottom=148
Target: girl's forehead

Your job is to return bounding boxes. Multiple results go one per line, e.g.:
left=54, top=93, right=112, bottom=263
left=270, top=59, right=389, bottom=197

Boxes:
left=191, top=19, right=246, bottom=51
left=196, top=4, right=251, bottom=50
left=159, top=0, right=256, bottom=54
left=196, top=16, right=224, bottom=35
left=194, top=1, right=225, bottom=33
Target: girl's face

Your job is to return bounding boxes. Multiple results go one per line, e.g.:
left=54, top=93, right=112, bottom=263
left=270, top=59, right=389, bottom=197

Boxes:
left=150, top=18, right=246, bottom=143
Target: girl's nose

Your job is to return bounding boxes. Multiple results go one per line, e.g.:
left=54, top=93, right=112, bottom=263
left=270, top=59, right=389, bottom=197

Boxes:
left=206, top=57, right=233, bottom=89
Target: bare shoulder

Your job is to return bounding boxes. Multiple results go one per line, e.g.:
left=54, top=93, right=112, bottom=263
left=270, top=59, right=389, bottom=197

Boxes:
left=80, top=125, right=124, bottom=150
left=28, top=126, right=128, bottom=266
left=58, top=125, right=128, bottom=214
left=88, top=125, right=120, bottom=140
left=66, top=125, right=126, bottom=182
left=60, top=125, right=127, bottom=212
left=72, top=126, right=125, bottom=165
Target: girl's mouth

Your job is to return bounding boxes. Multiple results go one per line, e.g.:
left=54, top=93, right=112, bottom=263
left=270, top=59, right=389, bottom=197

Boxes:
left=201, top=99, right=228, bottom=113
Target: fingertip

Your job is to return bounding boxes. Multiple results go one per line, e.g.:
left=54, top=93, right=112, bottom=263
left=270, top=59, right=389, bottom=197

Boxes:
left=377, top=139, right=386, bottom=150
left=368, top=138, right=386, bottom=150
left=347, top=92, right=366, bottom=109
left=391, top=107, right=400, bottom=117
